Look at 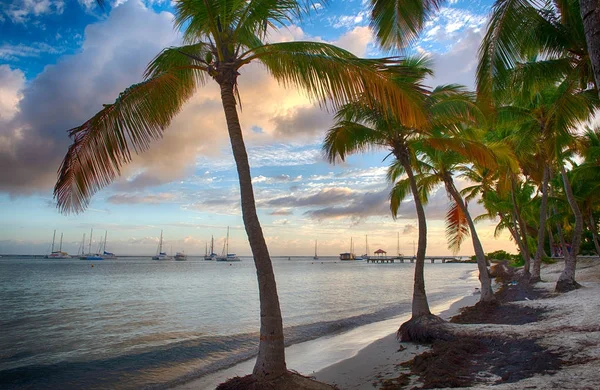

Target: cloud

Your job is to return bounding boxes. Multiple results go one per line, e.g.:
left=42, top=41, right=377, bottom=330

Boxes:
left=304, top=187, right=390, bottom=221
left=262, top=187, right=355, bottom=208
left=252, top=174, right=302, bottom=184
left=426, top=28, right=484, bottom=90
left=402, top=224, right=417, bottom=235
left=0, top=65, right=24, bottom=121
left=271, top=105, right=333, bottom=138
left=269, top=208, right=293, bottom=216
left=1, top=0, right=65, bottom=23
left=0, top=42, right=67, bottom=61
left=106, top=192, right=177, bottom=204
left=0, top=0, right=180, bottom=195
left=333, top=26, right=373, bottom=57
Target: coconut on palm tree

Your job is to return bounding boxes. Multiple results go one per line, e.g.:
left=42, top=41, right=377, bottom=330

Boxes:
left=53, top=0, right=427, bottom=386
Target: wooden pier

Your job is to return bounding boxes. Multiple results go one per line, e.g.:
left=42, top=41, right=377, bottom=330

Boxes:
left=367, top=256, right=461, bottom=264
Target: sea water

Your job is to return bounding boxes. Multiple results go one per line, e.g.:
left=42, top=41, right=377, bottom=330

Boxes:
left=0, top=256, right=478, bottom=389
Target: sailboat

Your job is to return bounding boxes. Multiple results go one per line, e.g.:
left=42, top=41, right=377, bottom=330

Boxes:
left=313, top=240, right=319, bottom=260
left=101, top=231, right=117, bottom=259
left=339, top=237, right=356, bottom=260
left=360, top=235, right=370, bottom=260
left=152, top=230, right=171, bottom=260
left=393, top=232, right=404, bottom=259
left=46, top=230, right=71, bottom=259
left=216, top=227, right=241, bottom=262
left=174, top=251, right=187, bottom=261
left=204, top=236, right=218, bottom=260
left=80, top=229, right=103, bottom=260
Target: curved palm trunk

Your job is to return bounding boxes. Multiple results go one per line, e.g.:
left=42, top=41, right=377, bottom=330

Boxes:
left=511, top=179, right=531, bottom=275
left=531, top=165, right=550, bottom=283
left=556, top=164, right=583, bottom=292
left=402, top=158, right=431, bottom=318
left=397, top=153, right=444, bottom=342
left=219, top=79, right=287, bottom=380
left=445, top=177, right=495, bottom=302
left=580, top=0, right=600, bottom=92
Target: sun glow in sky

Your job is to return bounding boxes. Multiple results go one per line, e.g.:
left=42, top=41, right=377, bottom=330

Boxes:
left=0, top=0, right=515, bottom=257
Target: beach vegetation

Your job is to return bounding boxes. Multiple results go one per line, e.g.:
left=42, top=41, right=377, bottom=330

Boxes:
left=52, top=0, right=426, bottom=387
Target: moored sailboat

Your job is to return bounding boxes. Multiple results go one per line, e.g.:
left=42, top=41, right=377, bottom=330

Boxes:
left=46, top=230, right=71, bottom=259
left=313, top=240, right=319, bottom=260
left=80, top=228, right=103, bottom=260
left=174, top=251, right=187, bottom=261
left=204, top=236, right=217, bottom=260
left=360, top=235, right=370, bottom=260
left=101, top=231, right=117, bottom=259
left=339, top=237, right=356, bottom=260
left=216, top=227, right=241, bottom=262
left=152, top=230, right=171, bottom=260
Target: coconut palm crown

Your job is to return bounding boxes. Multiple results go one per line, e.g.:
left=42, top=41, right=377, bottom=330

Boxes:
left=53, top=0, right=429, bottom=384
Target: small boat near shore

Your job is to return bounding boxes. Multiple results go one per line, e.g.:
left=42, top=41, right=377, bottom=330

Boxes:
left=313, top=240, right=319, bottom=260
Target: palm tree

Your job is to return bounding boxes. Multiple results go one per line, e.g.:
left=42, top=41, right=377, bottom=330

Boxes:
left=53, top=0, right=425, bottom=385
left=416, top=136, right=498, bottom=302
left=324, top=80, right=493, bottom=340
left=579, top=0, right=600, bottom=93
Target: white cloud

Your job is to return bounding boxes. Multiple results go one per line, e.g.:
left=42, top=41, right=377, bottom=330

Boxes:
left=0, top=66, right=24, bottom=121
left=2, top=0, right=65, bottom=23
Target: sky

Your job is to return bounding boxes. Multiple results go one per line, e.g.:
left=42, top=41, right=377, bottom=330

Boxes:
left=0, top=0, right=516, bottom=257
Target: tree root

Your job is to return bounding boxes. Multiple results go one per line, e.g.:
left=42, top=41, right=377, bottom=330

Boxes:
left=397, top=314, right=449, bottom=343
left=555, top=278, right=582, bottom=293
left=216, top=371, right=336, bottom=390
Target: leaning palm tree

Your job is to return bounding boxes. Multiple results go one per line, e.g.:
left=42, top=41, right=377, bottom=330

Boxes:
left=53, top=0, right=426, bottom=386
left=324, top=79, right=486, bottom=340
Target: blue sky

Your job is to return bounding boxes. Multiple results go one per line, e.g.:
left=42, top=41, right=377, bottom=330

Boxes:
left=0, top=0, right=513, bottom=256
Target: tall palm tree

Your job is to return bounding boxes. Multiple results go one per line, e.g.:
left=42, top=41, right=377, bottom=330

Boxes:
left=53, top=0, right=425, bottom=384
left=416, top=137, right=498, bottom=302
left=324, top=80, right=492, bottom=340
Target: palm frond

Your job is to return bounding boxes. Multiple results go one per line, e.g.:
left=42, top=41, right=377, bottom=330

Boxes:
left=369, top=0, right=443, bottom=50
left=323, top=122, right=384, bottom=163
left=54, top=70, right=198, bottom=214
left=445, top=200, right=470, bottom=253
left=247, top=41, right=427, bottom=128
left=389, top=178, right=413, bottom=218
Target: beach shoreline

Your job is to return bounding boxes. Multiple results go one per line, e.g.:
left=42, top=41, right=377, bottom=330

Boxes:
left=315, top=258, right=600, bottom=389
left=174, top=280, right=481, bottom=390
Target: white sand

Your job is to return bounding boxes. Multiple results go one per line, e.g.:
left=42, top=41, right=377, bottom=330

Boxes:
left=314, top=258, right=600, bottom=389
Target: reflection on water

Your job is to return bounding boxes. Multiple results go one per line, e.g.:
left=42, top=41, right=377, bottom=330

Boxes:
left=0, top=256, right=477, bottom=389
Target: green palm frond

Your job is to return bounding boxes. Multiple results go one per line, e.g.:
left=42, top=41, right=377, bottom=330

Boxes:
left=323, top=122, right=385, bottom=163
left=369, top=0, right=443, bottom=50
left=248, top=41, right=427, bottom=127
left=144, top=43, right=210, bottom=81
left=54, top=70, right=198, bottom=214
left=445, top=199, right=470, bottom=253
left=389, top=177, right=413, bottom=218
left=477, top=0, right=555, bottom=101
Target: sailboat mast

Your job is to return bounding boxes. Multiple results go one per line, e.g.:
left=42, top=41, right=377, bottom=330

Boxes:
left=315, top=240, right=317, bottom=257
left=59, top=233, right=63, bottom=251
left=365, top=234, right=368, bottom=254
left=80, top=233, right=85, bottom=255
left=159, top=230, right=163, bottom=253
left=103, top=231, right=108, bottom=253
left=88, top=228, right=93, bottom=254
left=226, top=227, right=230, bottom=254
left=51, top=230, right=56, bottom=252
left=211, top=235, right=214, bottom=253
left=397, top=232, right=400, bottom=256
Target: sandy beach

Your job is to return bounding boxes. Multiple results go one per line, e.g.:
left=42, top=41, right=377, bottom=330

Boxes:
left=314, top=258, right=600, bottom=389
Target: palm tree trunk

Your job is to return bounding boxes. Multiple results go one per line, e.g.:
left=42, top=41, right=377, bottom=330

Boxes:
left=219, top=79, right=287, bottom=380
left=589, top=211, right=600, bottom=256
left=580, top=0, right=600, bottom=92
left=446, top=177, right=495, bottom=302
left=397, top=152, right=445, bottom=343
left=548, top=226, right=556, bottom=257
left=531, top=165, right=550, bottom=283
left=401, top=157, right=430, bottom=318
left=556, top=164, right=583, bottom=292
left=511, top=179, right=531, bottom=275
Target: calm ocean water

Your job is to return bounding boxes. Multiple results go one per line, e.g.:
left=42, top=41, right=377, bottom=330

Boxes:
left=0, top=256, right=477, bottom=389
